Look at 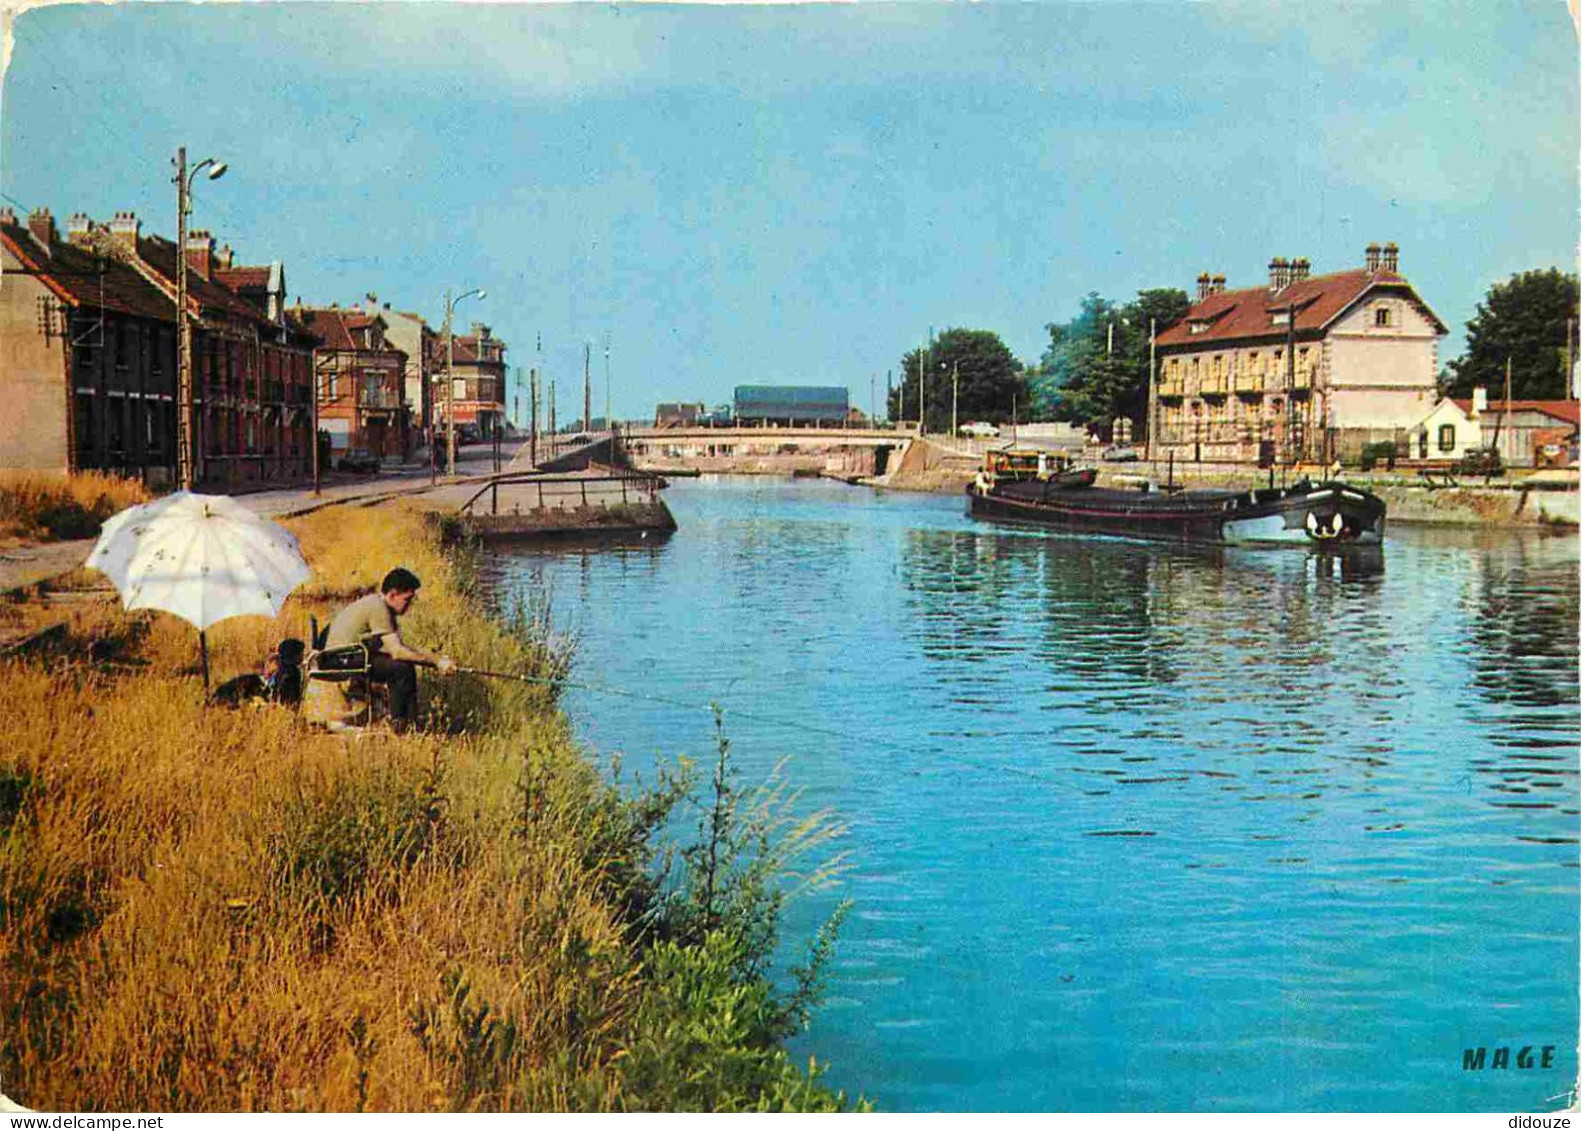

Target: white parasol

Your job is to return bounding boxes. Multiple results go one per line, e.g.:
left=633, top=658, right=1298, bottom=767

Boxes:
left=85, top=491, right=312, bottom=688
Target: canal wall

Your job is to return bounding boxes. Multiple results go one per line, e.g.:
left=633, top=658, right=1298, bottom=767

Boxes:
left=1371, top=482, right=1578, bottom=528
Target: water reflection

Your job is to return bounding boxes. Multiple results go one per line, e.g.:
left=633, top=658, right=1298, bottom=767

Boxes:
left=488, top=479, right=1579, bottom=1112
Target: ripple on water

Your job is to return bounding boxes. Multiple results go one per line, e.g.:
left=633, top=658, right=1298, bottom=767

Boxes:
left=496, top=482, right=1580, bottom=1112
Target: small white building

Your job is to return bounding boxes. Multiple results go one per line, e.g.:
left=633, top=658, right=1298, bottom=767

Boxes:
left=1411, top=395, right=1483, bottom=461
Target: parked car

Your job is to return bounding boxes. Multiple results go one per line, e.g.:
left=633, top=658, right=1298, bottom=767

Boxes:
left=1101, top=444, right=1141, bottom=462
left=336, top=448, right=381, bottom=474
left=960, top=421, right=1000, bottom=439
left=1451, top=447, right=1504, bottom=478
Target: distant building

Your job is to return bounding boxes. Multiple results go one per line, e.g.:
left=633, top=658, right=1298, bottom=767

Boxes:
left=655, top=402, right=707, bottom=428
left=1153, top=243, right=1446, bottom=463
left=375, top=306, right=438, bottom=445
left=0, top=206, right=314, bottom=487
left=733, top=385, right=850, bottom=426
left=438, top=324, right=507, bottom=441
left=292, top=305, right=410, bottom=461
left=1448, top=393, right=1579, bottom=467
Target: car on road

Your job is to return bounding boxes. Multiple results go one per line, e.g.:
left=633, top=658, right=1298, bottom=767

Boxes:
left=1101, top=444, right=1141, bottom=462
left=336, top=448, right=381, bottom=474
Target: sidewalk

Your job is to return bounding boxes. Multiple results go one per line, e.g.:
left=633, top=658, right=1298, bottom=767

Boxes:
left=0, top=442, right=531, bottom=594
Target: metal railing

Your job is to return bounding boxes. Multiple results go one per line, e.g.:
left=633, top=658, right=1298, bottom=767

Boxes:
left=458, top=470, right=665, bottom=517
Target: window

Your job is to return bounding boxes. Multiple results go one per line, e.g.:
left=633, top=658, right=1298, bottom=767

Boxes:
left=1438, top=423, right=1456, bottom=452
left=1271, top=311, right=1290, bottom=325
left=1375, top=307, right=1393, bottom=328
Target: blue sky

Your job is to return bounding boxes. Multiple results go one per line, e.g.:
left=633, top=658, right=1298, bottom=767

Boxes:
left=2, top=1, right=1575, bottom=421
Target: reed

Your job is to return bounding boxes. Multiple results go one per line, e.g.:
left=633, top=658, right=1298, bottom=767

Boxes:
left=0, top=503, right=857, bottom=1111
left=0, top=472, right=151, bottom=542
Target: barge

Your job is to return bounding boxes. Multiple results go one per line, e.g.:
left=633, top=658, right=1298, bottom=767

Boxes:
left=967, top=452, right=1386, bottom=545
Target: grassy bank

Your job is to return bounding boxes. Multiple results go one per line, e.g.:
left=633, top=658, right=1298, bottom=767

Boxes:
left=0, top=503, right=858, bottom=1111
left=0, top=472, right=151, bottom=543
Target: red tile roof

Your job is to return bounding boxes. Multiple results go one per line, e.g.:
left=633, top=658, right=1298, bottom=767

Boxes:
left=291, top=307, right=406, bottom=360
left=1452, top=399, right=1581, bottom=427
left=1, top=221, right=177, bottom=322
left=1154, top=268, right=1446, bottom=350
left=214, top=266, right=271, bottom=290
left=134, top=235, right=273, bottom=325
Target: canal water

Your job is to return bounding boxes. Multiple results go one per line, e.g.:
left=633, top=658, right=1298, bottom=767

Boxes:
left=485, top=476, right=1579, bottom=1112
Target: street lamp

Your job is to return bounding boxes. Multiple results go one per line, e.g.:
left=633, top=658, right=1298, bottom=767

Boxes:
left=174, top=146, right=227, bottom=491
left=441, top=286, right=485, bottom=477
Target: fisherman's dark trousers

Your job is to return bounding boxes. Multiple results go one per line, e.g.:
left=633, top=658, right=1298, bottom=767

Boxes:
left=368, top=655, right=419, bottom=729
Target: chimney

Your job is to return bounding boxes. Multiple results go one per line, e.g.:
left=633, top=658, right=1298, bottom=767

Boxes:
left=1197, top=271, right=1212, bottom=301
left=0, top=206, right=13, bottom=226
left=1471, top=387, right=1486, bottom=417
left=25, top=208, right=55, bottom=251
left=1365, top=243, right=1381, bottom=273
left=109, top=210, right=141, bottom=250
left=1268, top=257, right=1289, bottom=290
left=1210, top=273, right=1226, bottom=296
left=1382, top=241, right=1399, bottom=274
left=67, top=213, right=93, bottom=246
left=1290, top=257, right=1310, bottom=282
left=216, top=243, right=234, bottom=270
left=185, top=229, right=214, bottom=281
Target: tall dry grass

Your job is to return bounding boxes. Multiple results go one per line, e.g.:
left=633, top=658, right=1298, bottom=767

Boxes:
left=0, top=472, right=152, bottom=542
left=0, top=503, right=855, bottom=1112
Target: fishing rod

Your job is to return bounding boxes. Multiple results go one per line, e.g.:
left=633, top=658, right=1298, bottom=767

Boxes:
left=451, top=666, right=1066, bottom=786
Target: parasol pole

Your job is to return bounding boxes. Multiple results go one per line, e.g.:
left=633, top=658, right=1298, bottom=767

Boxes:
left=199, top=630, right=211, bottom=693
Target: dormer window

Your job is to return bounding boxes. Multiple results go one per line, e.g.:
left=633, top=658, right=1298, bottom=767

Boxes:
left=1271, top=311, right=1290, bottom=326
left=1375, top=307, right=1392, bottom=328
left=1189, top=321, right=1209, bottom=335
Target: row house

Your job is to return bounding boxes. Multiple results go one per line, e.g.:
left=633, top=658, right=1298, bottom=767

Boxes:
left=0, top=207, right=315, bottom=487
left=373, top=303, right=440, bottom=442
left=290, top=305, right=411, bottom=461
left=437, top=323, right=507, bottom=440
left=1152, top=243, right=1447, bottom=464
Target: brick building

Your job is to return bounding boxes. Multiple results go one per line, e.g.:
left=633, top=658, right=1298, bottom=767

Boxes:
left=291, top=305, right=411, bottom=462
left=0, top=207, right=314, bottom=487
left=437, top=323, right=507, bottom=441
left=1153, top=243, right=1447, bottom=464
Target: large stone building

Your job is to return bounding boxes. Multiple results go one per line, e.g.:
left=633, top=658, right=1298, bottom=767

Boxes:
left=1152, top=243, right=1446, bottom=464
left=1, top=207, right=315, bottom=486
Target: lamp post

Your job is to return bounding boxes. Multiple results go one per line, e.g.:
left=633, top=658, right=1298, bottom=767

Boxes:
left=441, top=286, right=485, bottom=476
left=174, top=146, right=227, bottom=491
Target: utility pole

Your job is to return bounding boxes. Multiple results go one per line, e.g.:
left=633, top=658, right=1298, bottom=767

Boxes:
left=583, top=343, right=592, bottom=434
left=529, top=366, right=539, bottom=468
left=173, top=146, right=227, bottom=490
left=951, top=359, right=959, bottom=439
left=1503, top=356, right=1513, bottom=462
left=604, top=340, right=611, bottom=432
left=1568, top=317, right=1576, bottom=400
left=1147, top=317, right=1159, bottom=468
left=919, top=344, right=927, bottom=436
left=549, top=379, right=557, bottom=444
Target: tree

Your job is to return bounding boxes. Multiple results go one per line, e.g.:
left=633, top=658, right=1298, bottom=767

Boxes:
left=1030, top=287, right=1190, bottom=435
left=1444, top=268, right=1579, bottom=400
left=887, top=328, right=1028, bottom=432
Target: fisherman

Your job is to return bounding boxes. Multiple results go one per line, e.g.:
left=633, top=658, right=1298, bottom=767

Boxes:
left=324, top=567, right=456, bottom=731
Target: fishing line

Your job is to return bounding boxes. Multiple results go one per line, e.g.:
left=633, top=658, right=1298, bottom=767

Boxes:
left=457, top=665, right=1066, bottom=787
